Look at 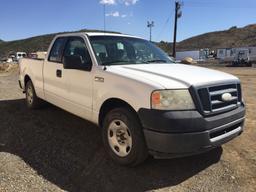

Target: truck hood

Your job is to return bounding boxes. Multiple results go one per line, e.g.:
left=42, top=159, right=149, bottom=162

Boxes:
left=108, top=64, right=239, bottom=88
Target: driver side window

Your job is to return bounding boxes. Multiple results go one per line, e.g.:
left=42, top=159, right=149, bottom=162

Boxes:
left=64, top=37, right=92, bottom=66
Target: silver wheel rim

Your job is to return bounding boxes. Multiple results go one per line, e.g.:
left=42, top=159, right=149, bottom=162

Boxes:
left=108, top=119, right=132, bottom=157
left=26, top=85, right=33, bottom=105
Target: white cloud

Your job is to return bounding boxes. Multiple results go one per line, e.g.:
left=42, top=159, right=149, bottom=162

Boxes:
left=100, top=0, right=116, bottom=5
left=105, top=12, right=128, bottom=18
left=106, top=11, right=120, bottom=17
left=123, top=0, right=139, bottom=6
left=99, top=0, right=139, bottom=6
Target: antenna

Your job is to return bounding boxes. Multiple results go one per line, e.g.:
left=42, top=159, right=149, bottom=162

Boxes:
left=147, top=21, right=154, bottom=42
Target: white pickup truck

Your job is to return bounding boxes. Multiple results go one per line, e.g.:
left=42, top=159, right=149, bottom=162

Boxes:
left=19, top=32, right=245, bottom=166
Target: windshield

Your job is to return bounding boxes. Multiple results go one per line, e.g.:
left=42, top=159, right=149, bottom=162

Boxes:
left=89, top=36, right=174, bottom=65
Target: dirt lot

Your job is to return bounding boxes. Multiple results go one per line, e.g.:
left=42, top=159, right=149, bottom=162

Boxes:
left=0, top=66, right=255, bottom=192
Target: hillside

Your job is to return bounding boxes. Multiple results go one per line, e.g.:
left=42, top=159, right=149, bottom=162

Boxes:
left=1, top=24, right=256, bottom=57
left=177, top=24, right=256, bottom=51
left=158, top=24, right=256, bottom=54
left=0, top=34, right=54, bottom=57
left=0, top=29, right=120, bottom=57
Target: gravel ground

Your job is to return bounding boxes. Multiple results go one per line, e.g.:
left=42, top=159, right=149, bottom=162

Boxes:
left=0, top=67, right=255, bottom=192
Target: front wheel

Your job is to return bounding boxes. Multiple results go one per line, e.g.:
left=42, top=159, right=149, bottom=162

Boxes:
left=102, top=107, right=148, bottom=166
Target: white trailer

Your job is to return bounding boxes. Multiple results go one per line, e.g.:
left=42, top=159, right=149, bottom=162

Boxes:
left=217, top=47, right=256, bottom=62
left=176, top=50, right=208, bottom=61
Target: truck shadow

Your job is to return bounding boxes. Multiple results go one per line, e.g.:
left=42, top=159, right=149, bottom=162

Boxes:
left=0, top=99, right=222, bottom=192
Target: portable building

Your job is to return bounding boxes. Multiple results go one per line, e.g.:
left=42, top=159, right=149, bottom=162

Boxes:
left=176, top=49, right=208, bottom=61
left=217, top=47, right=256, bottom=62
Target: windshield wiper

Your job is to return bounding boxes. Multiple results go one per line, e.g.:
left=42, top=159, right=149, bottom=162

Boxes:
left=101, top=60, right=130, bottom=66
left=144, top=59, right=167, bottom=63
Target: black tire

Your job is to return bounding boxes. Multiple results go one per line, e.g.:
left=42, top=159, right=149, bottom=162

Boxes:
left=25, top=80, right=42, bottom=109
left=102, top=107, right=148, bottom=166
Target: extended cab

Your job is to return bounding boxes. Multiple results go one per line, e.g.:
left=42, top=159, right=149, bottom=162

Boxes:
left=19, top=33, right=245, bottom=166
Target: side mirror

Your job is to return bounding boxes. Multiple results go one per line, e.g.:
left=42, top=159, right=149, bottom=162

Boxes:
left=168, top=55, right=176, bottom=63
left=63, top=55, right=92, bottom=71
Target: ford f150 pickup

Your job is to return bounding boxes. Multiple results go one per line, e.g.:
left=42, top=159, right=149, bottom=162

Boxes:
left=19, top=32, right=245, bottom=166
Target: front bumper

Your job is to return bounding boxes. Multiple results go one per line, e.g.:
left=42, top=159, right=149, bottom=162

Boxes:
left=138, top=105, right=245, bottom=158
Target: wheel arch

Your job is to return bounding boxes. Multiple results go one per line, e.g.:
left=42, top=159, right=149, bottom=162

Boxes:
left=98, top=98, right=140, bottom=128
left=24, top=75, right=32, bottom=87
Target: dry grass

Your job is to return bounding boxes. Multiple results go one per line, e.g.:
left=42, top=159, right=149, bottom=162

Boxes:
left=0, top=63, right=19, bottom=73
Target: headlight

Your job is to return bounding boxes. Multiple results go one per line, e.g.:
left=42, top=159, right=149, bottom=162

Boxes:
left=151, top=89, right=195, bottom=110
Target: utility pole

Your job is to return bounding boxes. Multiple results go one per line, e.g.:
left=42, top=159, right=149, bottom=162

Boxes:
left=172, top=1, right=182, bottom=58
left=147, top=21, right=154, bottom=42
left=104, top=4, right=106, bottom=32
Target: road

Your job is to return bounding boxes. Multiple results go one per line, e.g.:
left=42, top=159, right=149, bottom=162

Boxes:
left=0, top=67, right=255, bottom=192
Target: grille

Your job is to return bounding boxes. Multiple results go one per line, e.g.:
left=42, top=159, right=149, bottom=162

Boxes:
left=197, top=83, right=241, bottom=115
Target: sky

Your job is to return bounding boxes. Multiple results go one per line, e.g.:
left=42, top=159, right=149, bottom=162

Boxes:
left=0, top=0, right=256, bottom=42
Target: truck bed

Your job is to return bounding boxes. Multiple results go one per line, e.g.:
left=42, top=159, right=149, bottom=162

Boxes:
left=19, top=58, right=45, bottom=98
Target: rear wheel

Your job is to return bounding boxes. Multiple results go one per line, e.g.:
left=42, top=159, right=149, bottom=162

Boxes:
left=102, top=107, right=148, bottom=166
left=25, top=80, right=42, bottom=109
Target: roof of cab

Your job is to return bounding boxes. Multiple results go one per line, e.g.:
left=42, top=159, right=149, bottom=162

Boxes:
left=55, top=32, right=141, bottom=39
left=86, top=32, right=137, bottom=38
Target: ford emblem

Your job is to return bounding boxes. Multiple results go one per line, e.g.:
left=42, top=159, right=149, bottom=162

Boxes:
left=221, top=93, right=232, bottom=102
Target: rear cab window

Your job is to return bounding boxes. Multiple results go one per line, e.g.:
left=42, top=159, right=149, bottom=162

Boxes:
left=48, top=37, right=67, bottom=63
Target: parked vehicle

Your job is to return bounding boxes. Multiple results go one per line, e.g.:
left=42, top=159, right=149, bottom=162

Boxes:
left=15, top=52, right=27, bottom=61
left=28, top=52, right=47, bottom=60
left=231, top=49, right=252, bottom=67
left=18, top=33, right=245, bottom=166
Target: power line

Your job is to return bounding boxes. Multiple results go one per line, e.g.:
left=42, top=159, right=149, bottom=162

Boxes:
left=156, top=11, right=174, bottom=40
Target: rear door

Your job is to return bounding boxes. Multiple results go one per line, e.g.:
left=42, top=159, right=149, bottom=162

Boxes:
left=43, top=37, right=68, bottom=106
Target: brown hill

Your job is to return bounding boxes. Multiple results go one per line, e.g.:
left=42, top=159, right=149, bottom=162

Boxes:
left=177, top=24, right=256, bottom=51
left=0, top=29, right=120, bottom=58
left=1, top=24, right=256, bottom=57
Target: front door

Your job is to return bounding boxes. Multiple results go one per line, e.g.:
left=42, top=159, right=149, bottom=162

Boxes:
left=62, top=36, right=93, bottom=119
left=43, top=37, right=68, bottom=107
